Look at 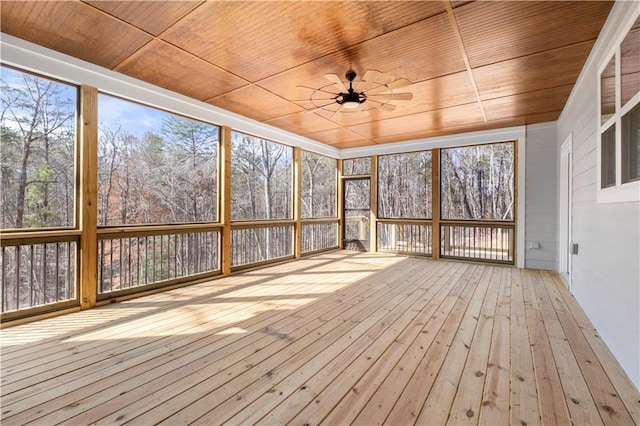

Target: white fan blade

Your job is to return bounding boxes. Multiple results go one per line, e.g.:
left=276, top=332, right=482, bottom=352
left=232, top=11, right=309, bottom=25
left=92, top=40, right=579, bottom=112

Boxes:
left=367, top=79, right=413, bottom=95
left=362, top=69, right=384, bottom=84
left=386, top=78, right=412, bottom=90
left=303, top=102, right=339, bottom=113
left=367, top=99, right=396, bottom=112
left=291, top=97, right=337, bottom=102
left=358, top=105, right=369, bottom=117
left=297, top=85, right=338, bottom=96
left=330, top=105, right=343, bottom=119
left=324, top=73, right=347, bottom=93
left=368, top=92, right=413, bottom=101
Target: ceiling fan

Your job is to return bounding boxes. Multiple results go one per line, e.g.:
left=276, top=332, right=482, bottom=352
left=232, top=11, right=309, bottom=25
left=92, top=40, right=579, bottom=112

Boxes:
left=294, top=69, right=414, bottom=116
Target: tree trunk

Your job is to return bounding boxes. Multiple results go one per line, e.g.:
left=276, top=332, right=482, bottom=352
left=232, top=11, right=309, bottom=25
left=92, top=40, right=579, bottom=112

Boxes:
left=16, top=136, right=31, bottom=228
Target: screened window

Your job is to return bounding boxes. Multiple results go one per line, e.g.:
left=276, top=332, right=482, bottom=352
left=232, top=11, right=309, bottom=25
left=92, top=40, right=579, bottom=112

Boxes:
left=97, top=94, right=219, bottom=225
left=598, top=15, right=640, bottom=201
left=343, top=157, right=370, bottom=176
left=1, top=66, right=78, bottom=229
left=601, top=56, right=616, bottom=126
left=621, top=18, right=640, bottom=185
left=441, top=142, right=515, bottom=221
left=622, top=104, right=640, bottom=183
left=621, top=17, right=640, bottom=107
left=301, top=151, right=337, bottom=218
left=378, top=151, right=432, bottom=219
left=601, top=125, right=617, bottom=188
left=231, top=131, right=292, bottom=221
left=1, top=66, right=79, bottom=314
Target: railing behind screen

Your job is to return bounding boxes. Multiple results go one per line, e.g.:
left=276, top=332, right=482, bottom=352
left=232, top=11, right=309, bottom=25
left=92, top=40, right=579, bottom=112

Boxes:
left=1, top=238, right=77, bottom=313
left=231, top=224, right=293, bottom=268
left=98, top=228, right=220, bottom=295
left=301, top=220, right=338, bottom=254
left=440, top=223, right=514, bottom=264
left=377, top=221, right=432, bottom=256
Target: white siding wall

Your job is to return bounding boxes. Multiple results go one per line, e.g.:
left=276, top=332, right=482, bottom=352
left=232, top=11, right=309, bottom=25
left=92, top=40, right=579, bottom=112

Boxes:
left=525, top=123, right=558, bottom=270
left=557, top=1, right=640, bottom=389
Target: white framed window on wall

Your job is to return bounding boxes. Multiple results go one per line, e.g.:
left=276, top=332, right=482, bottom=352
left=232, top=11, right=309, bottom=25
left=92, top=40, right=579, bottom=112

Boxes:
left=597, top=13, right=640, bottom=203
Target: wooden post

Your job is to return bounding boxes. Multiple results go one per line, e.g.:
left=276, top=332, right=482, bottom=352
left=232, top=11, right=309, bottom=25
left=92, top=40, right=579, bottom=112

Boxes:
left=220, top=126, right=232, bottom=275
left=431, top=149, right=441, bottom=260
left=513, top=139, right=519, bottom=267
left=369, top=155, right=378, bottom=253
left=293, top=147, right=302, bottom=258
left=337, top=159, right=344, bottom=249
left=79, top=85, right=98, bottom=309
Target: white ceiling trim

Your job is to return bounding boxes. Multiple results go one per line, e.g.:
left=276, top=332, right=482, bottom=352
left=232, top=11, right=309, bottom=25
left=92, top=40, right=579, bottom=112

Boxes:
left=340, top=125, right=528, bottom=159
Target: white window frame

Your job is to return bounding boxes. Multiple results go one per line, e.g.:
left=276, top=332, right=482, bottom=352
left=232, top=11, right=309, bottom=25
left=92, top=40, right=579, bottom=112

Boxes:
left=597, top=9, right=640, bottom=203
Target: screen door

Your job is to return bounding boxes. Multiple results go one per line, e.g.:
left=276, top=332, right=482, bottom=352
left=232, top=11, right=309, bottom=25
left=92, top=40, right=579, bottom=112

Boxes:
left=343, top=178, right=370, bottom=251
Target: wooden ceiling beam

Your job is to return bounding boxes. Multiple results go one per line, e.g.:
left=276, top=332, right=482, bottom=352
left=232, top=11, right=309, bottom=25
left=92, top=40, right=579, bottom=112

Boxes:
left=443, top=0, right=488, bottom=124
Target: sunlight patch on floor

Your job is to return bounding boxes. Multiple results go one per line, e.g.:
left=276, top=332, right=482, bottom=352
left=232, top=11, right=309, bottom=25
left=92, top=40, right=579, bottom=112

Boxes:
left=216, top=326, right=248, bottom=335
left=0, top=306, right=158, bottom=346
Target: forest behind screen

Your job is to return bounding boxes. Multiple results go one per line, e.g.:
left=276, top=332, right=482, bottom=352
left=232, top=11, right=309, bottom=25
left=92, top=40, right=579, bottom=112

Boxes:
left=1, top=67, right=514, bottom=232
left=1, top=66, right=514, bottom=312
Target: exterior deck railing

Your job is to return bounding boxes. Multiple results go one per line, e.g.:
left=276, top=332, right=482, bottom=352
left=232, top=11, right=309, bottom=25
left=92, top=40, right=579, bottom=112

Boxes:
left=349, top=217, right=514, bottom=264
left=0, top=231, right=79, bottom=315
left=231, top=221, right=294, bottom=269
left=440, top=221, right=515, bottom=264
left=97, top=225, right=221, bottom=296
left=301, top=218, right=339, bottom=254
left=377, top=220, right=433, bottom=256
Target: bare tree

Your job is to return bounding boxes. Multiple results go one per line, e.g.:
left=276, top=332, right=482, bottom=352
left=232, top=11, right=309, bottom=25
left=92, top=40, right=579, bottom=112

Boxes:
left=441, top=142, right=514, bottom=221
left=0, top=73, right=75, bottom=228
left=302, top=151, right=336, bottom=218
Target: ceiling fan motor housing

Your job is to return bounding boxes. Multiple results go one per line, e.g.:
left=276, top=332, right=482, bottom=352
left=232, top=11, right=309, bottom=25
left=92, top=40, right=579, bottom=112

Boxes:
left=336, top=91, right=367, bottom=106
left=337, top=69, right=367, bottom=107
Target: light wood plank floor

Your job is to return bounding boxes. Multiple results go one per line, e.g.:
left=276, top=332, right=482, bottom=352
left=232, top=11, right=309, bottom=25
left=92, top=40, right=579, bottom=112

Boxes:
left=1, top=252, right=639, bottom=425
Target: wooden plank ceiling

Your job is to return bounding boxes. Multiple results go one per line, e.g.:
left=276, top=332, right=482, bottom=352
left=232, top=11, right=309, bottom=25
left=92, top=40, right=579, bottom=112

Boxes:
left=0, top=1, right=613, bottom=149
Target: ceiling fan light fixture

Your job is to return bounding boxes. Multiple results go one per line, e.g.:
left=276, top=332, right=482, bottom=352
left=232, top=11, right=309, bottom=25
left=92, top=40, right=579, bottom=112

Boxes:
left=335, top=72, right=367, bottom=110
left=342, top=100, right=360, bottom=110
left=336, top=91, right=366, bottom=109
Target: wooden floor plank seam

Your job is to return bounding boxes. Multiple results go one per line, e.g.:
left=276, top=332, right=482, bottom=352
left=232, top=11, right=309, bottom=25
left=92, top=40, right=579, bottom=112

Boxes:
left=508, top=268, right=541, bottom=426
left=415, top=265, right=494, bottom=425
left=477, top=267, right=512, bottom=425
